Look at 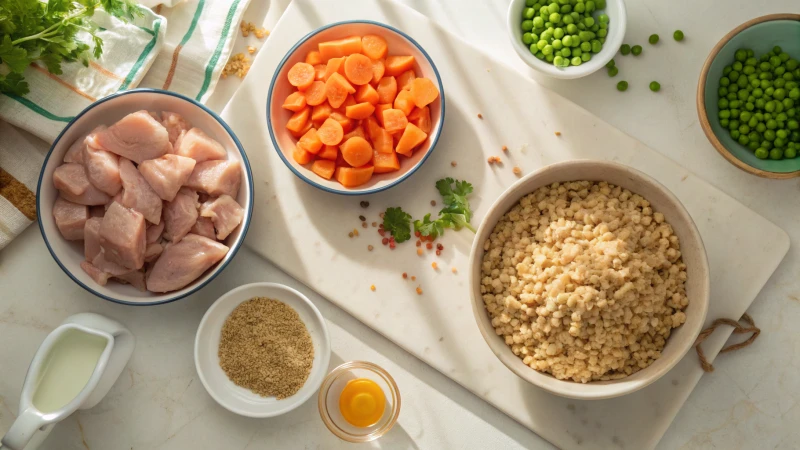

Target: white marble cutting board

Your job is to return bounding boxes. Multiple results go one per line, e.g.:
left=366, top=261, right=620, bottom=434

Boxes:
left=220, top=0, right=790, bottom=448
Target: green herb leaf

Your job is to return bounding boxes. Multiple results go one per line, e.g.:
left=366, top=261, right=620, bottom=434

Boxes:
left=413, top=213, right=446, bottom=240
left=0, top=35, right=30, bottom=73
left=383, top=207, right=412, bottom=243
left=0, top=72, right=29, bottom=96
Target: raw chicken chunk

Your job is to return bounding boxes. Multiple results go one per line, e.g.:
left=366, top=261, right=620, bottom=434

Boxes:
left=53, top=196, right=89, bottom=241
left=64, top=125, right=107, bottom=164
left=174, top=128, right=227, bottom=162
left=146, top=221, right=165, bottom=244
left=138, top=154, right=196, bottom=201
left=190, top=216, right=216, bottom=240
left=92, top=111, right=170, bottom=164
left=185, top=160, right=241, bottom=198
left=116, top=270, right=146, bottom=291
left=91, top=252, right=132, bottom=276
left=82, top=144, right=122, bottom=196
left=144, top=243, right=163, bottom=263
left=84, top=217, right=103, bottom=261
left=161, top=112, right=191, bottom=144
left=53, top=163, right=91, bottom=196
left=146, top=234, right=229, bottom=292
left=119, top=158, right=162, bottom=224
left=100, top=202, right=146, bottom=270
left=199, top=195, right=244, bottom=240
left=80, top=261, right=111, bottom=286
left=163, top=188, right=198, bottom=243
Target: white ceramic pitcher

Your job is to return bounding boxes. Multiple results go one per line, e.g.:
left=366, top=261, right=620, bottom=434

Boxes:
left=1, top=313, right=134, bottom=450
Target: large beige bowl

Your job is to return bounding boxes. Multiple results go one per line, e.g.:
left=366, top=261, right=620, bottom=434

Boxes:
left=468, top=160, right=709, bottom=400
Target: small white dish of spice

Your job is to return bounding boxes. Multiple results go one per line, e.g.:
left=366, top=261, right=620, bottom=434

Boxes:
left=194, top=282, right=331, bottom=417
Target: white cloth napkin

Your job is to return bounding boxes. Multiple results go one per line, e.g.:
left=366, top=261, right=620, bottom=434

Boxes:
left=0, top=0, right=252, bottom=251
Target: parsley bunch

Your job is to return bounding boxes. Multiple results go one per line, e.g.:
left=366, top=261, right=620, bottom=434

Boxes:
left=0, top=0, right=140, bottom=96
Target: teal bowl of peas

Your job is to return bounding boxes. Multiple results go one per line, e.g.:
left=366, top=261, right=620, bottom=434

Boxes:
left=507, top=0, right=626, bottom=79
left=698, top=14, right=800, bottom=179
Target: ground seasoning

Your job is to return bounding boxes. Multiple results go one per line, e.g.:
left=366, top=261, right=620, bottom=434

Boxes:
left=218, top=297, right=314, bottom=399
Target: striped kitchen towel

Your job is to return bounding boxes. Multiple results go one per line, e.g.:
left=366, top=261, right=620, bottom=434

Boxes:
left=0, top=0, right=252, bottom=251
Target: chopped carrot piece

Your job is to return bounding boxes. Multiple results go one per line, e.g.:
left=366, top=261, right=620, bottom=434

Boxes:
left=355, top=83, right=380, bottom=105
left=385, top=56, right=416, bottom=77
left=361, top=35, right=388, bottom=60
left=374, top=103, right=392, bottom=127
left=406, top=107, right=422, bottom=121
left=345, top=102, right=376, bottom=120
left=373, top=150, right=400, bottom=173
left=410, top=78, right=439, bottom=108
left=336, top=94, right=357, bottom=113
left=305, top=50, right=323, bottom=65
left=288, top=62, right=315, bottom=91
left=376, top=76, right=397, bottom=104
left=365, top=116, right=382, bottom=141
left=318, top=145, right=338, bottom=161
left=282, top=91, right=307, bottom=112
left=397, top=70, right=416, bottom=91
left=289, top=120, right=313, bottom=138
left=409, top=105, right=431, bottom=134
left=304, top=81, right=327, bottom=106
left=395, top=123, right=428, bottom=156
left=314, top=64, right=327, bottom=80
left=286, top=106, right=310, bottom=134
left=393, top=89, right=415, bottom=116
left=344, top=54, right=374, bottom=86
left=335, top=165, right=374, bottom=187
left=325, top=72, right=355, bottom=108
left=311, top=159, right=336, bottom=179
left=343, top=125, right=367, bottom=142
left=318, top=118, right=344, bottom=146
left=335, top=151, right=351, bottom=168
left=382, top=109, right=409, bottom=134
left=324, top=57, right=346, bottom=81
left=293, top=145, right=314, bottom=164
left=371, top=59, right=385, bottom=84
left=298, top=127, right=323, bottom=154
left=372, top=128, right=394, bottom=154
left=340, top=136, right=373, bottom=167
left=329, top=111, right=354, bottom=133
left=319, top=36, right=363, bottom=62
left=311, top=102, right=333, bottom=123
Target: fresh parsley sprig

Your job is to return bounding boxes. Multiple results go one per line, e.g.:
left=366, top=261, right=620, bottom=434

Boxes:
left=382, top=207, right=412, bottom=243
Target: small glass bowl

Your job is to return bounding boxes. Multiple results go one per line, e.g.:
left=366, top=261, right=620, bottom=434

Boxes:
left=317, top=361, right=401, bottom=442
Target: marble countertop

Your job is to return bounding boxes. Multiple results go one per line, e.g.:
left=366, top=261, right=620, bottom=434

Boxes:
left=1, top=0, right=799, bottom=449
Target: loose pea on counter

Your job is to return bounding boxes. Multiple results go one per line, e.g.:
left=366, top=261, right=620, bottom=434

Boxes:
left=520, top=0, right=610, bottom=67
left=716, top=46, right=800, bottom=160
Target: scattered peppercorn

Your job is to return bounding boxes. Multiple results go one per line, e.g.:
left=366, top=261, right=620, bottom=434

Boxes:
left=502, top=145, right=508, bottom=152
left=382, top=237, right=389, bottom=245
left=411, top=276, right=416, bottom=281
left=477, top=113, right=483, bottom=119
left=416, top=240, right=421, bottom=247
left=555, top=131, right=561, bottom=136
left=402, top=272, right=408, bottom=279
left=451, top=267, right=457, bottom=273
left=435, top=250, right=441, bottom=256
left=353, top=229, right=359, bottom=236
left=451, top=161, right=457, bottom=167
left=348, top=231, right=354, bottom=238
left=513, top=166, right=522, bottom=176
left=416, top=287, right=423, bottom=295
left=371, top=222, right=377, bottom=227
left=361, top=222, right=367, bottom=228
left=417, top=248, right=424, bottom=256
left=379, top=212, right=385, bottom=219
left=359, top=215, right=366, bottom=221
left=367, top=245, right=374, bottom=251
left=378, top=229, right=386, bottom=237
left=360, top=201, right=369, bottom=208
left=370, top=285, right=376, bottom=291
left=426, top=242, right=433, bottom=249
left=430, top=200, right=436, bottom=206
left=431, top=262, right=438, bottom=270
left=436, top=243, right=443, bottom=250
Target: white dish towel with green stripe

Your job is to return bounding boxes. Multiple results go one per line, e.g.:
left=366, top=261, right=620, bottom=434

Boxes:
left=0, top=0, right=252, bottom=251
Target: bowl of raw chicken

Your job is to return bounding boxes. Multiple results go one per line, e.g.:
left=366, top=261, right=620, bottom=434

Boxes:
left=38, top=89, right=253, bottom=305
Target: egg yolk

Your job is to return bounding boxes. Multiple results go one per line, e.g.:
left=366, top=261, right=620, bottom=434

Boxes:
left=338, top=378, right=386, bottom=427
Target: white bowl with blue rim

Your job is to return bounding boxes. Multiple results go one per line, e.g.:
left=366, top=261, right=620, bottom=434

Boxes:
left=266, top=20, right=445, bottom=195
left=37, top=89, right=253, bottom=306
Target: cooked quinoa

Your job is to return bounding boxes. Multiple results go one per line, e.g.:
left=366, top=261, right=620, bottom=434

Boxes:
left=480, top=181, right=688, bottom=383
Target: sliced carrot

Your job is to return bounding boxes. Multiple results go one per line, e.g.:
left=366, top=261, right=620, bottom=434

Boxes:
left=393, top=89, right=415, bottom=116
left=376, top=76, right=397, bottom=104
left=372, top=127, right=394, bottom=154
left=282, top=91, right=307, bottom=112
left=374, top=104, right=392, bottom=127
left=373, top=150, right=400, bottom=173
left=290, top=120, right=313, bottom=138
left=340, top=136, right=373, bottom=167
left=314, top=64, right=327, bottom=80
left=311, top=159, right=336, bottom=180
left=355, top=83, right=380, bottom=105
left=371, top=59, right=385, bottom=85
left=395, top=123, right=428, bottom=156
left=325, top=72, right=355, bottom=108
left=286, top=106, right=311, bottom=134
left=329, top=111, right=354, bottom=133
left=343, top=125, right=367, bottom=142
left=318, top=118, right=344, bottom=146
left=345, top=102, right=376, bottom=120
left=305, top=50, right=323, bottom=66
left=298, top=127, right=323, bottom=154
left=336, top=94, right=357, bottom=113
left=409, top=105, right=431, bottom=134
left=324, top=57, right=346, bottom=81
left=385, top=56, right=416, bottom=77
left=361, top=35, right=388, bottom=60
left=382, top=109, right=409, bottom=134
left=288, top=62, right=315, bottom=91
left=318, top=145, right=339, bottom=161
left=303, top=81, right=327, bottom=106
left=312, top=102, right=333, bottom=123
left=397, top=70, right=417, bottom=91
left=319, top=36, right=363, bottom=62
left=343, top=53, right=374, bottom=86
left=335, top=165, right=374, bottom=187
left=410, top=77, right=439, bottom=108
left=365, top=116, right=382, bottom=141
left=293, top=145, right=314, bottom=164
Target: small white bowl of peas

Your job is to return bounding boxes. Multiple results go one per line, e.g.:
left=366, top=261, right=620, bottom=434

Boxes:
left=507, top=0, right=626, bottom=79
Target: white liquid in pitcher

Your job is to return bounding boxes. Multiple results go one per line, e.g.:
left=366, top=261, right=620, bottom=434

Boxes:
left=32, top=328, right=108, bottom=413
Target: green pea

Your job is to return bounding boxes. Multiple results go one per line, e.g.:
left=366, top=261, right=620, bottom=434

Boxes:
left=649, top=34, right=659, bottom=45
left=548, top=3, right=559, bottom=14
left=599, top=14, right=609, bottom=24
left=620, top=44, right=631, bottom=55
left=649, top=81, right=661, bottom=92
left=553, top=39, right=563, bottom=50
left=770, top=148, right=783, bottom=159
left=631, top=45, right=642, bottom=56
left=581, top=52, right=591, bottom=62
left=608, top=66, right=619, bottom=77
left=597, top=28, right=608, bottom=38
left=580, top=41, right=591, bottom=52
left=617, top=80, right=628, bottom=91
left=606, top=58, right=616, bottom=68
left=571, top=56, right=582, bottom=66
left=785, top=147, right=797, bottom=158
left=561, top=48, right=571, bottom=57
left=735, top=49, right=747, bottom=62
left=591, top=40, right=602, bottom=53
left=755, top=147, right=769, bottom=159
left=673, top=30, right=684, bottom=41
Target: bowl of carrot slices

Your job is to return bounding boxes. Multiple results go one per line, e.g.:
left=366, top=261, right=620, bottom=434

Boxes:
left=267, top=21, right=445, bottom=194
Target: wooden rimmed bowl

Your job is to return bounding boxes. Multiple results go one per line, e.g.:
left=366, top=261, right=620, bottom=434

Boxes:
left=697, top=14, right=800, bottom=179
